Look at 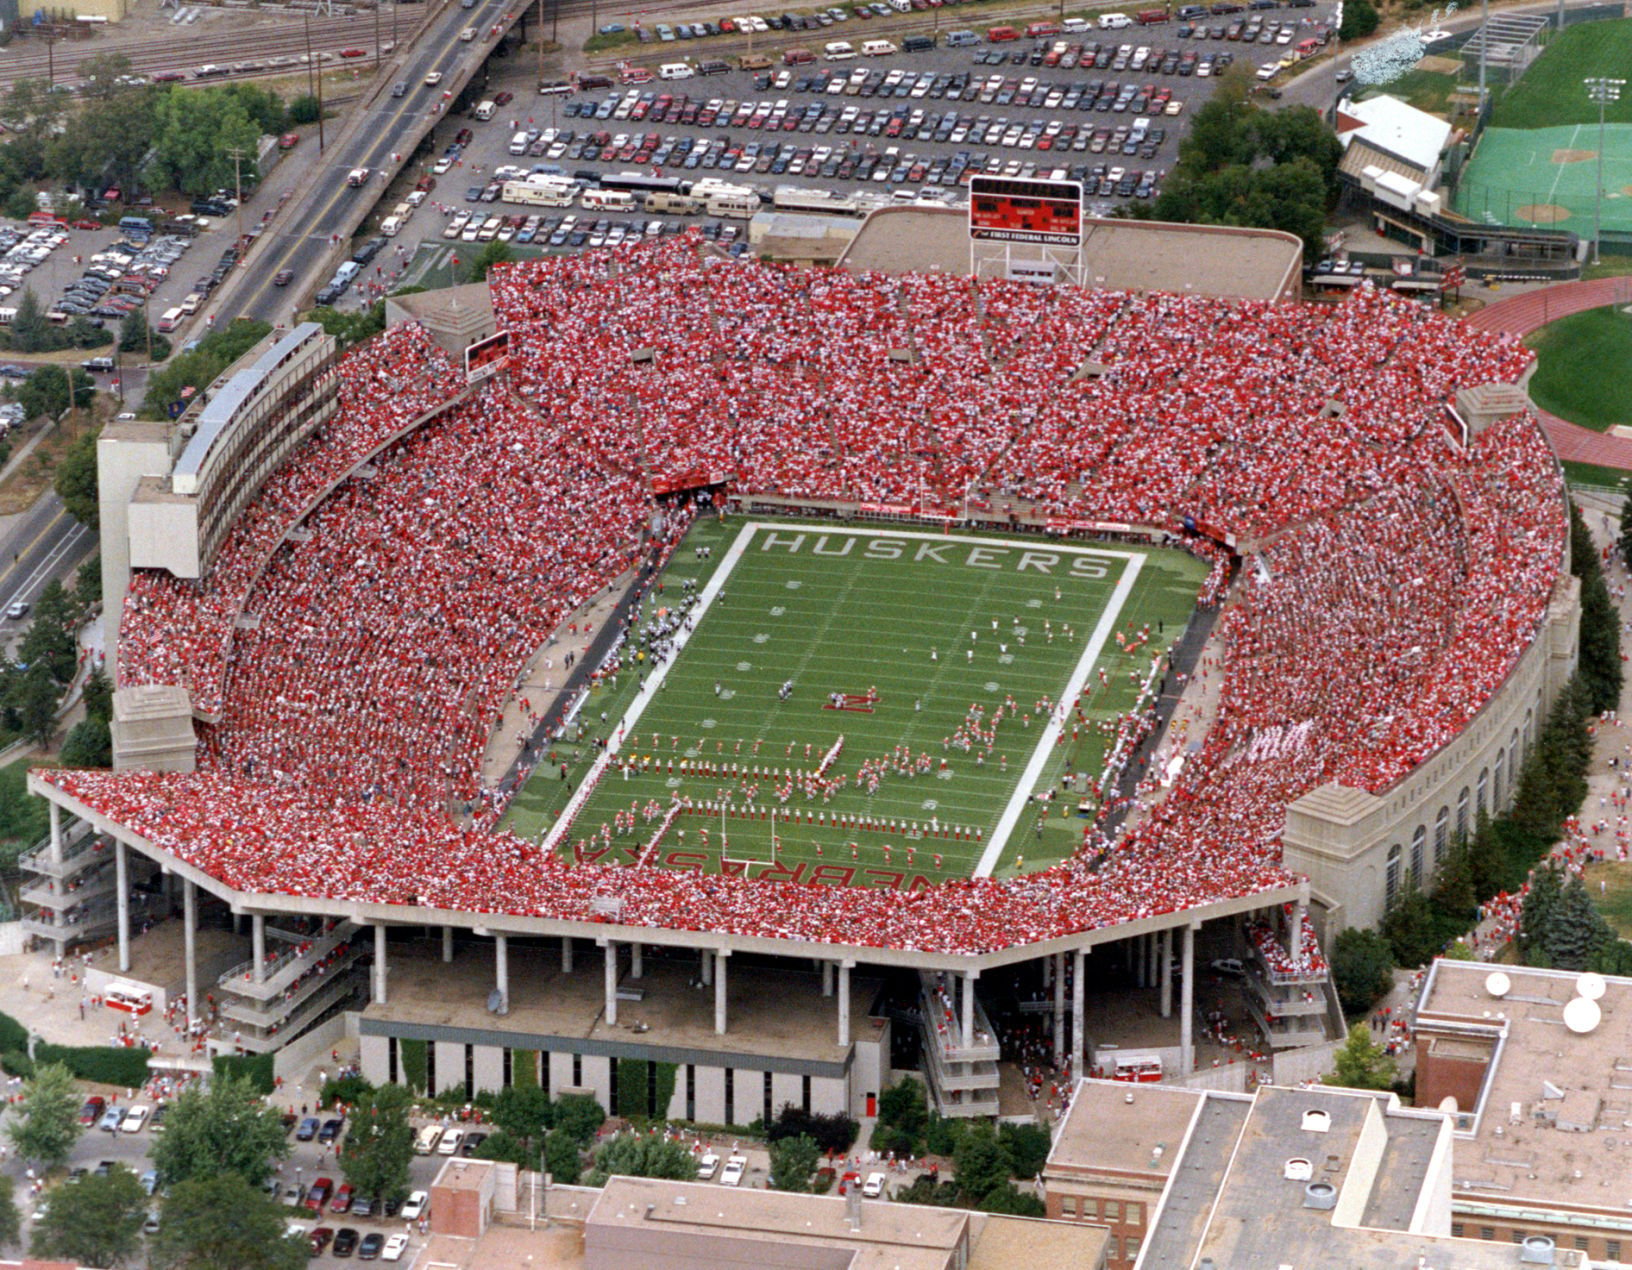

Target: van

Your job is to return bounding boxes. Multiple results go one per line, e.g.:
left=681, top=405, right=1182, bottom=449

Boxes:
left=1099, top=12, right=1132, bottom=27
left=986, top=25, right=1019, bottom=41
left=646, top=191, right=703, bottom=214
left=80, top=356, right=115, bottom=373
left=1061, top=16, right=1093, bottom=31
left=944, top=29, right=979, bottom=45
left=576, top=74, right=613, bottom=90
left=860, top=38, right=896, bottom=56
left=824, top=40, right=855, bottom=60
left=784, top=46, right=816, bottom=64
left=659, top=62, right=694, bottom=79
left=155, top=306, right=183, bottom=333
left=380, top=215, right=404, bottom=238
left=697, top=59, right=730, bottom=75
left=509, top=131, right=531, bottom=154
left=414, top=1125, right=443, bottom=1155
left=1025, top=20, right=1060, bottom=36
left=1135, top=8, right=1168, bottom=21
left=473, top=100, right=497, bottom=120
left=739, top=53, right=773, bottom=70
left=902, top=34, right=936, bottom=52
left=887, top=0, right=910, bottom=10
left=178, top=293, right=203, bottom=315
left=391, top=81, right=408, bottom=97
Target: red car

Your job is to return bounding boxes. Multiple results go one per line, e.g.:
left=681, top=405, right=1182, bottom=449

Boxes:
left=308, top=1228, right=334, bottom=1256
left=338, top=47, right=367, bottom=58
left=72, top=219, right=100, bottom=230
left=455, top=128, right=474, bottom=145
left=273, top=269, right=294, bottom=287
left=304, top=1177, right=332, bottom=1212
left=493, top=90, right=514, bottom=106
left=330, top=1183, right=355, bottom=1213
left=78, top=1096, right=105, bottom=1126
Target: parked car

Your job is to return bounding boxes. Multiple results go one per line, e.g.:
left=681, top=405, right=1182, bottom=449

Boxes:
left=719, top=1155, right=747, bottom=1187
left=120, top=1105, right=150, bottom=1133
left=332, top=1227, right=360, bottom=1257
left=358, top=1232, right=386, bottom=1260
left=99, top=1106, right=124, bottom=1132
left=382, top=1233, right=410, bottom=1262
left=78, top=1097, right=106, bottom=1126
left=295, top=1116, right=320, bottom=1140
left=331, top=1182, right=355, bottom=1213
left=318, top=1118, right=345, bottom=1144
left=400, top=1190, right=429, bottom=1220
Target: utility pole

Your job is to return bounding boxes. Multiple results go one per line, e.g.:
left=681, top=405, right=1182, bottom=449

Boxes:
left=1586, top=77, right=1624, bottom=266
left=374, top=0, right=381, bottom=72
left=537, top=0, right=546, bottom=88
left=227, top=147, right=247, bottom=248
left=305, top=14, right=326, bottom=151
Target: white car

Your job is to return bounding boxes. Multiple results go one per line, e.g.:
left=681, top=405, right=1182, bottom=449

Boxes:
left=381, top=1233, right=411, bottom=1262
left=425, top=70, right=444, bottom=85
left=121, top=1105, right=150, bottom=1133
left=862, top=1171, right=886, bottom=1198
left=1211, top=957, right=1246, bottom=977
left=696, top=1152, right=720, bottom=1180
left=401, top=1190, right=429, bottom=1220
left=719, top=1155, right=747, bottom=1187
left=414, top=1124, right=444, bottom=1154
left=437, top=1127, right=464, bottom=1155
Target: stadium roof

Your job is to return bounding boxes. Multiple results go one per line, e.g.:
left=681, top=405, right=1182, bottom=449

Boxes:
left=1335, top=95, right=1453, bottom=179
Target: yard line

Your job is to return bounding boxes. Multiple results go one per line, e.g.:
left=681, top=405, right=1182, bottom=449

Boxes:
left=1544, top=122, right=1580, bottom=212
left=974, top=550, right=1145, bottom=878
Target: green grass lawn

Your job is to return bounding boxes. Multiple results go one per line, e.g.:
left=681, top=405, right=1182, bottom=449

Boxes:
left=1491, top=20, right=1632, bottom=129
left=501, top=517, right=1205, bottom=891
left=1586, top=860, right=1632, bottom=938
left=1526, top=306, right=1632, bottom=432
left=1564, top=459, right=1632, bottom=486
left=1358, top=68, right=1463, bottom=117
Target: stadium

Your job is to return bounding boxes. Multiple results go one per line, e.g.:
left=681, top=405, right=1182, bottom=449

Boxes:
left=27, top=234, right=1578, bottom=1122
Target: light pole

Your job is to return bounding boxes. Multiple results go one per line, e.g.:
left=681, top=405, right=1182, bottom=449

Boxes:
left=1586, top=77, right=1624, bottom=266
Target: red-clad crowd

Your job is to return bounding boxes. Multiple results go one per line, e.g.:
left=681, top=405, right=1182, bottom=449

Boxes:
left=73, top=238, right=1563, bottom=956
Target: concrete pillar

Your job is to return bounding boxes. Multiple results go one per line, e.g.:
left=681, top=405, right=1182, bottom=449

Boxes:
left=373, top=924, right=389, bottom=1006
left=631, top=943, right=643, bottom=979
left=495, top=933, right=509, bottom=1008
left=1072, top=948, right=1086, bottom=1075
left=604, top=941, right=618, bottom=1027
left=183, top=879, right=198, bottom=1028
left=1160, top=928, right=1172, bottom=1020
left=837, top=961, right=852, bottom=1047
left=1291, top=902, right=1307, bottom=963
left=1181, top=923, right=1196, bottom=1077
left=251, top=913, right=266, bottom=985
left=1052, top=951, right=1066, bottom=1067
left=714, top=950, right=730, bottom=1036
left=48, top=802, right=62, bottom=868
left=822, top=960, right=834, bottom=997
left=701, top=950, right=714, bottom=987
left=115, top=840, right=131, bottom=974
left=961, top=972, right=976, bottom=1050
left=443, top=926, right=454, bottom=963
left=561, top=935, right=574, bottom=973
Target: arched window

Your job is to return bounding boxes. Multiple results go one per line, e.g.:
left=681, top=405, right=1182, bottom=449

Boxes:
left=1494, top=748, right=1506, bottom=806
left=1456, top=787, right=1471, bottom=842
left=1386, top=844, right=1403, bottom=909
left=1412, top=826, right=1428, bottom=882
left=1477, top=769, right=1489, bottom=819
left=1434, top=807, right=1450, bottom=862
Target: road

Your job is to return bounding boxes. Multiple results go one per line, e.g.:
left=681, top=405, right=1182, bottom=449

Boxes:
left=0, top=493, right=95, bottom=639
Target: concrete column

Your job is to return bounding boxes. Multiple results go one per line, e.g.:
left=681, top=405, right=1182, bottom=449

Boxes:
left=1291, top=902, right=1307, bottom=963
left=822, top=960, right=834, bottom=997
left=183, top=879, right=198, bottom=1028
left=495, top=933, right=509, bottom=1008
left=1052, top=952, right=1066, bottom=1067
left=1072, top=949, right=1086, bottom=1075
left=251, top=913, right=266, bottom=985
left=714, top=951, right=730, bottom=1036
left=701, top=950, right=714, bottom=986
left=115, top=840, right=131, bottom=974
left=443, top=926, right=454, bottom=963
left=631, top=943, right=643, bottom=979
left=1160, top=928, right=1172, bottom=1020
left=837, top=961, right=852, bottom=1047
left=604, top=941, right=618, bottom=1027
left=561, top=935, right=574, bottom=973
left=373, top=924, right=389, bottom=1006
left=48, top=802, right=62, bottom=869
left=1181, top=923, right=1196, bottom=1076
left=961, top=972, right=976, bottom=1050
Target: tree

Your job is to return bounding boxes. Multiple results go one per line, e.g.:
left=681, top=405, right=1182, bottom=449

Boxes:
left=769, top=1133, right=820, bottom=1192
left=1329, top=1022, right=1396, bottom=1091
left=145, top=88, right=262, bottom=197
left=10, top=289, right=49, bottom=354
left=30, top=1166, right=147, bottom=1267
left=139, top=319, right=271, bottom=420
left=767, top=1104, right=858, bottom=1154
left=19, top=365, right=94, bottom=421
left=59, top=717, right=111, bottom=767
left=952, top=1122, right=1010, bottom=1204
left=586, top=1132, right=697, bottom=1186
left=544, top=1129, right=584, bottom=1185
left=149, top=1173, right=307, bottom=1270
left=1331, top=927, right=1395, bottom=1015
left=81, top=664, right=111, bottom=723
left=54, top=428, right=99, bottom=531
left=0, top=1186, right=20, bottom=1252
left=10, top=663, right=58, bottom=745
left=486, top=1084, right=552, bottom=1166
left=1339, top=0, right=1379, bottom=39
left=1520, top=864, right=1564, bottom=966
left=876, top=1077, right=928, bottom=1144
left=337, top=1083, right=414, bottom=1206
left=303, top=301, right=386, bottom=351
left=1572, top=503, right=1624, bottom=715
left=3, top=1061, right=79, bottom=1171
left=287, top=94, right=322, bottom=126
left=1619, top=491, right=1632, bottom=570
left=997, top=1122, right=1051, bottom=1180
left=1545, top=875, right=1614, bottom=971
left=467, top=239, right=515, bottom=282
left=47, top=77, right=157, bottom=199
left=151, top=1073, right=291, bottom=1191
left=1380, top=886, right=1442, bottom=969
left=551, top=1092, right=606, bottom=1146
left=977, top=1184, right=1046, bottom=1216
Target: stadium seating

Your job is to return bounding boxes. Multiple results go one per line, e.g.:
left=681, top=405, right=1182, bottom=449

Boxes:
left=66, top=237, right=1562, bottom=958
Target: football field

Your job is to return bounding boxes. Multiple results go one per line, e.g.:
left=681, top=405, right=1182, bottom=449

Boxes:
left=501, top=517, right=1206, bottom=890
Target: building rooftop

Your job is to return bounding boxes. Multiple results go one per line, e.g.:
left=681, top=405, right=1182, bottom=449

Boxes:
left=1047, top=1078, right=1202, bottom=1177
left=1335, top=94, right=1453, bottom=176
left=174, top=323, right=323, bottom=483
left=966, top=1212, right=1108, bottom=1270
left=837, top=207, right=1303, bottom=301
left=1138, top=1092, right=1250, bottom=1270
left=433, top=1157, right=496, bottom=1193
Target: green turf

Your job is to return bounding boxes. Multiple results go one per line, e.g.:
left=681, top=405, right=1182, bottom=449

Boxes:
left=1526, top=306, right=1632, bottom=432
left=1455, top=123, right=1632, bottom=232
left=1565, top=459, right=1632, bottom=486
left=500, top=516, right=1207, bottom=891
left=1357, top=68, right=1463, bottom=117
left=1490, top=21, right=1632, bottom=130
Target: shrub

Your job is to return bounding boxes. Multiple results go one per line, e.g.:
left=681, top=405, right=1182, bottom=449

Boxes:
left=212, top=1052, right=275, bottom=1095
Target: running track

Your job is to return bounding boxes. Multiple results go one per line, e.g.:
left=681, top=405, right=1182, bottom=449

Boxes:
left=1467, top=278, right=1632, bottom=469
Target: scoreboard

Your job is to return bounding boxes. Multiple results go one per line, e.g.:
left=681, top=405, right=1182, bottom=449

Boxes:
left=968, top=176, right=1084, bottom=246
left=465, top=330, right=511, bottom=383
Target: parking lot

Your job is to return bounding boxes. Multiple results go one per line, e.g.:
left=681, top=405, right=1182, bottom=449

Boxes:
left=335, top=3, right=1335, bottom=296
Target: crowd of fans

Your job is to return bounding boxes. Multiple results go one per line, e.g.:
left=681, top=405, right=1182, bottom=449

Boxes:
left=74, top=239, right=1565, bottom=956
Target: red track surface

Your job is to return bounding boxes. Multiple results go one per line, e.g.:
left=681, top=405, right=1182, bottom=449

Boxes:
left=1469, top=279, right=1632, bottom=469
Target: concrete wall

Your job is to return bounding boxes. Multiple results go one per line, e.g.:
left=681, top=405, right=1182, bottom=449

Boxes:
left=360, top=1031, right=390, bottom=1084
left=0, top=922, right=24, bottom=957
left=1166, top=1062, right=1250, bottom=1095
left=434, top=1040, right=467, bottom=1096
left=694, top=1064, right=726, bottom=1124
left=1272, top=1040, right=1344, bottom=1088
left=271, top=1011, right=354, bottom=1084
left=472, top=1043, right=504, bottom=1094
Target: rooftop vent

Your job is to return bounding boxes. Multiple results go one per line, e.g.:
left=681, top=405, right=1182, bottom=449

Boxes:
left=1302, top=1181, right=1338, bottom=1211
left=1564, top=996, right=1602, bottom=1036
left=1519, top=1234, right=1556, bottom=1265
left=1301, top=1110, right=1331, bottom=1133
left=1284, top=1158, right=1313, bottom=1181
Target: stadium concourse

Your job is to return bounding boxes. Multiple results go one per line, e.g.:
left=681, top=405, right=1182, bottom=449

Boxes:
left=35, top=238, right=1564, bottom=974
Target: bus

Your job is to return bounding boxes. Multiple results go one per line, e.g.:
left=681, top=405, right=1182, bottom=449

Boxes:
left=581, top=188, right=637, bottom=211
left=1110, top=1053, right=1164, bottom=1083
left=598, top=171, right=690, bottom=198
left=503, top=179, right=578, bottom=207
left=705, top=190, right=761, bottom=218
left=772, top=186, right=863, bottom=217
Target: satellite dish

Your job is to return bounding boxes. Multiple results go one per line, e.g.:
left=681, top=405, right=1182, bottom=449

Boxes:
left=1485, top=971, right=1512, bottom=999
left=1564, top=996, right=1602, bottom=1035
left=1577, top=972, right=1607, bottom=1002
left=1438, top=1095, right=1459, bottom=1114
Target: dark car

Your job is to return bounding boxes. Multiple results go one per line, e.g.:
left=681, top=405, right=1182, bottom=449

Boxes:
left=78, top=1097, right=106, bottom=1126
left=318, top=1118, right=345, bottom=1144
left=493, top=90, right=514, bottom=106
left=309, top=1227, right=334, bottom=1256
left=273, top=269, right=295, bottom=288
left=352, top=236, right=386, bottom=264
left=460, top=1131, right=489, bottom=1157
left=333, top=1227, right=360, bottom=1257
left=358, top=1232, right=385, bottom=1260
left=350, top=1194, right=375, bottom=1219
